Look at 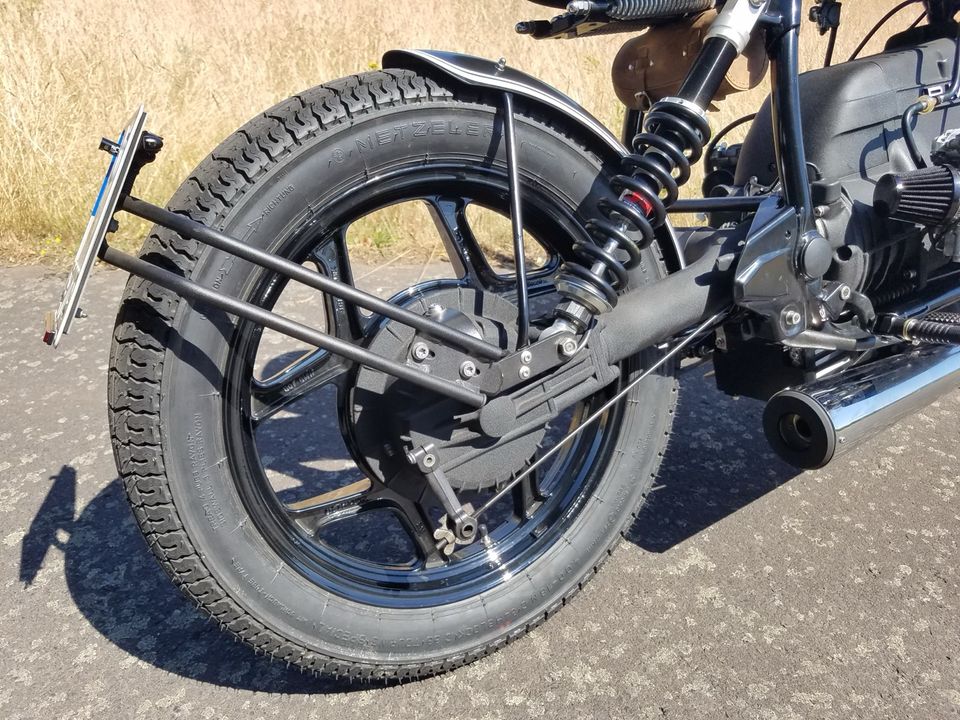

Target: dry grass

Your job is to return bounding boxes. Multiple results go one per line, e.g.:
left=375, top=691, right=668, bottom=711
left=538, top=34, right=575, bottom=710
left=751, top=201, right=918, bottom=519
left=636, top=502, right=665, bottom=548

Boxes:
left=1, top=0, right=920, bottom=265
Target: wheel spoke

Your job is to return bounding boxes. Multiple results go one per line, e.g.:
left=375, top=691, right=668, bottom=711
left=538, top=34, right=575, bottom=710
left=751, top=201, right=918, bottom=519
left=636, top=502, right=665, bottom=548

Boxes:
left=286, top=473, right=445, bottom=565
left=512, top=462, right=548, bottom=521
left=425, top=196, right=504, bottom=289
left=383, top=492, right=447, bottom=567
left=425, top=195, right=561, bottom=327
left=311, top=227, right=365, bottom=341
left=250, top=226, right=370, bottom=425
left=250, top=350, right=350, bottom=424
left=501, top=277, right=559, bottom=323
left=286, top=478, right=373, bottom=523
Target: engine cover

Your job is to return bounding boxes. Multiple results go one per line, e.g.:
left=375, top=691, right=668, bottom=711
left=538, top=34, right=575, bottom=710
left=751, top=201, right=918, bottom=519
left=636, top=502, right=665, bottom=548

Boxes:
left=735, top=35, right=960, bottom=296
left=736, top=37, right=960, bottom=193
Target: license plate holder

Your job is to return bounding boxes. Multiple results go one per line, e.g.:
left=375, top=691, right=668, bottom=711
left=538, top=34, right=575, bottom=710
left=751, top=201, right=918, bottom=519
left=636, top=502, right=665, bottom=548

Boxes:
left=44, top=106, right=147, bottom=347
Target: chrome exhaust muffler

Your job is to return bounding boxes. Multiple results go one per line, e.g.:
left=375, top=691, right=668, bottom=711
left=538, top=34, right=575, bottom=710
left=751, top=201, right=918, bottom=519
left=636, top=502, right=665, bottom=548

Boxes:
left=763, top=345, right=960, bottom=469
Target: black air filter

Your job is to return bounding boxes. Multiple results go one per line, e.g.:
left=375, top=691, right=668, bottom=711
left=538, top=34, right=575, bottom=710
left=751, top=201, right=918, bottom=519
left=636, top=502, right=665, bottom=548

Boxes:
left=873, top=164, right=960, bottom=226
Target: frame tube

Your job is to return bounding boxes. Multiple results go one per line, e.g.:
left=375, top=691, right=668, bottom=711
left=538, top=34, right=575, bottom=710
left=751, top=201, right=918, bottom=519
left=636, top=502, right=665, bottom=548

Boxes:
left=669, top=196, right=769, bottom=213
left=768, top=0, right=813, bottom=225
left=101, top=245, right=487, bottom=409
left=502, top=92, right=531, bottom=347
left=121, top=196, right=507, bottom=361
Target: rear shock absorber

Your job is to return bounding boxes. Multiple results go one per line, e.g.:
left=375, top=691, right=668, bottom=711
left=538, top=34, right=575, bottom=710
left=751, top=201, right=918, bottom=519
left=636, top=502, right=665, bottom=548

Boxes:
left=555, top=96, right=712, bottom=327
left=553, top=0, right=764, bottom=332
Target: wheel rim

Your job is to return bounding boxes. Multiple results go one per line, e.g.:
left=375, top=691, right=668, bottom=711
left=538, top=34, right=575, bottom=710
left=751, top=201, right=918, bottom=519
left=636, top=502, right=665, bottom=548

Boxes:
left=222, top=162, right=637, bottom=608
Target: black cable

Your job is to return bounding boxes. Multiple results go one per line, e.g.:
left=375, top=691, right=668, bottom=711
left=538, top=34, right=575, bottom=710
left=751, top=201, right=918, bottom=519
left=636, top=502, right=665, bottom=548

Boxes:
left=890, top=10, right=960, bottom=173
left=900, top=24, right=960, bottom=169
left=902, top=100, right=929, bottom=168
left=824, top=24, right=838, bottom=67
left=704, top=112, right=758, bottom=168
left=847, top=0, right=918, bottom=62
left=910, top=11, right=928, bottom=29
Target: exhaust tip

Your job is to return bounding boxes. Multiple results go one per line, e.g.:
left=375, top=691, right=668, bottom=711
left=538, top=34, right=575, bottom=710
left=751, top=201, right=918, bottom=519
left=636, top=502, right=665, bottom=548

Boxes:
left=762, top=390, right=836, bottom=470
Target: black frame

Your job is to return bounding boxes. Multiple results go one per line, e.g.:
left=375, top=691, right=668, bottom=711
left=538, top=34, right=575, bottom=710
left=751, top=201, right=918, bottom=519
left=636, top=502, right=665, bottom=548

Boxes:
left=621, top=0, right=810, bottom=225
left=767, top=0, right=814, bottom=228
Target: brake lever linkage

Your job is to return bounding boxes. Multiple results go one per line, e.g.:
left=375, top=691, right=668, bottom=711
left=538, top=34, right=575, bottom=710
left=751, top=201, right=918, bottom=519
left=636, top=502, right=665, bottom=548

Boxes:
left=407, top=309, right=729, bottom=556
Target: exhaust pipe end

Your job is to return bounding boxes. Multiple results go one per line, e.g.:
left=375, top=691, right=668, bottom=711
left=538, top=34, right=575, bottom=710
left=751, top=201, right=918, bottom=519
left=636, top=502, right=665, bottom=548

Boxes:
left=762, top=390, right=836, bottom=470
left=763, top=345, right=960, bottom=471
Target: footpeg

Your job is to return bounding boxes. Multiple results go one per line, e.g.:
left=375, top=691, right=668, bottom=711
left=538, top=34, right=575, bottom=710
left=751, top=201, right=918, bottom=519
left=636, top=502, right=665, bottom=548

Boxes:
left=877, top=314, right=960, bottom=345
left=925, top=311, right=960, bottom=326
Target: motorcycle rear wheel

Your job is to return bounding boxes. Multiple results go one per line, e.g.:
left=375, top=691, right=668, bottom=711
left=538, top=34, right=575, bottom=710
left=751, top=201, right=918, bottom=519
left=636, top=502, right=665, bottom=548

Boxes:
left=108, top=69, right=677, bottom=679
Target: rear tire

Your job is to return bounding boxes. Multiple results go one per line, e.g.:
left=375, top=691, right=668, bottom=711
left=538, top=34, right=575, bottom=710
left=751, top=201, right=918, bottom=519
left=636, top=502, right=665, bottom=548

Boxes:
left=108, top=69, right=677, bottom=679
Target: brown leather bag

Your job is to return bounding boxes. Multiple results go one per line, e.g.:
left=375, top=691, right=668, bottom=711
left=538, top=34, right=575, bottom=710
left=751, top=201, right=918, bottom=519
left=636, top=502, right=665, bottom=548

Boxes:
left=612, top=10, right=769, bottom=110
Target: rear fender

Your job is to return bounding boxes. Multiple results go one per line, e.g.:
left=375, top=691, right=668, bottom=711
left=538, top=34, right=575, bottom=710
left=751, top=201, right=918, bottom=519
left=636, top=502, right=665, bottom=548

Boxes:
left=382, top=49, right=626, bottom=158
left=381, top=49, right=685, bottom=271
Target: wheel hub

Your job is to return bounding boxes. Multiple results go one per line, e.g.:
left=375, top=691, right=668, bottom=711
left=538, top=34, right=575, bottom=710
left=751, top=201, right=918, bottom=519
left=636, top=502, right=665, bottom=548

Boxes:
left=350, top=286, right=548, bottom=491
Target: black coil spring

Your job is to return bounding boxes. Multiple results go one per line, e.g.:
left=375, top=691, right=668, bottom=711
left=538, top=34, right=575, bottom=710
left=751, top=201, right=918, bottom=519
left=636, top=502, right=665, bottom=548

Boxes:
left=559, top=100, right=711, bottom=310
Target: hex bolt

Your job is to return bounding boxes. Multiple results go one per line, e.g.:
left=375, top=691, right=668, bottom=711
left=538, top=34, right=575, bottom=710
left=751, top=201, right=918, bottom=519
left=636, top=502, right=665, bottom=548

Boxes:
left=99, top=137, right=120, bottom=156
left=520, top=350, right=532, bottom=364
left=411, top=342, right=430, bottom=362
left=459, top=360, right=478, bottom=379
left=422, top=453, right=437, bottom=468
left=559, top=338, right=578, bottom=357
left=784, top=310, right=803, bottom=327
left=518, top=365, right=531, bottom=380
left=839, top=285, right=852, bottom=301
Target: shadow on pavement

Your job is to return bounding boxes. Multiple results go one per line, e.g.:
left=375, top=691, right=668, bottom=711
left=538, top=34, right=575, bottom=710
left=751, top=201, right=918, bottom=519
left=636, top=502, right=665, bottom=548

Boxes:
left=627, top=367, right=800, bottom=551
left=20, top=367, right=800, bottom=688
left=20, top=466, right=76, bottom=585
left=20, top=465, right=351, bottom=693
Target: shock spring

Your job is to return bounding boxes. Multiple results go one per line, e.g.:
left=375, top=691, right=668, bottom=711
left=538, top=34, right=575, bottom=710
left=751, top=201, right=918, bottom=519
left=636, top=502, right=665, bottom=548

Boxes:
left=555, top=98, right=711, bottom=328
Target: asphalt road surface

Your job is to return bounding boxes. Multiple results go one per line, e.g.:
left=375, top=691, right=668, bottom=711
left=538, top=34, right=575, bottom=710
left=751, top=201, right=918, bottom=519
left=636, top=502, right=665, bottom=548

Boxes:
left=1, top=264, right=959, bottom=719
